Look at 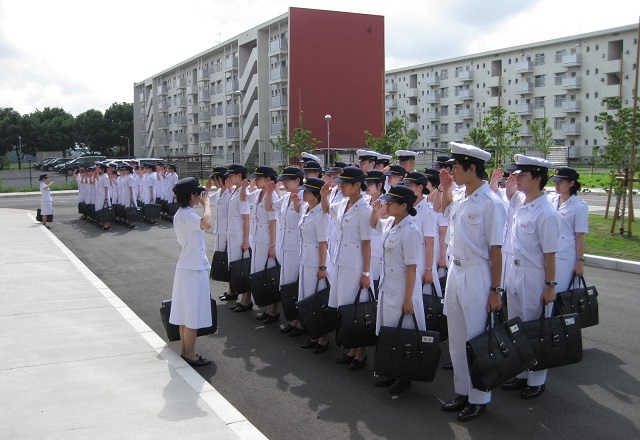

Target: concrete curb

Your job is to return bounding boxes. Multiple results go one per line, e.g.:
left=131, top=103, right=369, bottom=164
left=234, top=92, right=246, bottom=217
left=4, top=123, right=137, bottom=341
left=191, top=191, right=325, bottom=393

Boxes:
left=584, top=253, right=640, bottom=275
left=36, top=211, right=268, bottom=440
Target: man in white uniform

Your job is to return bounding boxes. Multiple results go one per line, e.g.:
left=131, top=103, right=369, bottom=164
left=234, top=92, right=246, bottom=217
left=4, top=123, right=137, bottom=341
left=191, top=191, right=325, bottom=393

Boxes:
left=375, top=153, right=391, bottom=170
left=356, top=149, right=378, bottom=173
left=438, top=142, right=505, bottom=422
left=395, top=150, right=419, bottom=172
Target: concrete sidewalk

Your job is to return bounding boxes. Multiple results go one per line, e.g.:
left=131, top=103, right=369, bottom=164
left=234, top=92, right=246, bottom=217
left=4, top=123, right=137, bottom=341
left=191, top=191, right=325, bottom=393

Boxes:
left=0, top=209, right=266, bottom=440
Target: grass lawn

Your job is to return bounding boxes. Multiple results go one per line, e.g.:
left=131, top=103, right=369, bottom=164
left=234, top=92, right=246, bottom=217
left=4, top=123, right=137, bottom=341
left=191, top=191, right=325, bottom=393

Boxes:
left=585, top=214, right=640, bottom=261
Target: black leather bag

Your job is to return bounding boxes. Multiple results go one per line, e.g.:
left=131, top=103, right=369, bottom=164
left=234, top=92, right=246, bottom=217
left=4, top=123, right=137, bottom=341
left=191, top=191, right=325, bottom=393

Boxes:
left=296, top=279, right=337, bottom=339
left=160, top=296, right=218, bottom=342
left=251, top=257, right=281, bottom=306
left=96, top=205, right=116, bottom=223
left=125, top=206, right=143, bottom=223
left=143, top=203, right=161, bottom=219
left=167, top=202, right=179, bottom=216
left=422, top=283, right=448, bottom=342
left=556, top=275, right=599, bottom=328
left=36, top=209, right=53, bottom=222
left=523, top=302, right=582, bottom=371
left=374, top=313, right=441, bottom=383
left=280, top=279, right=300, bottom=321
left=229, top=248, right=252, bottom=294
left=336, top=287, right=378, bottom=348
left=113, top=204, right=126, bottom=219
left=438, top=266, right=448, bottom=293
left=78, top=202, right=85, bottom=214
left=466, top=310, right=537, bottom=392
left=210, top=244, right=230, bottom=282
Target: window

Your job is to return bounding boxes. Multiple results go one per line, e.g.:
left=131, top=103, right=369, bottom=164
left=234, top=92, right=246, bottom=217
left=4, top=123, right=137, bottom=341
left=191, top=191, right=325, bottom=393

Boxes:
left=440, top=69, right=449, bottom=80
left=555, top=49, right=566, bottom=63
left=535, top=75, right=545, bottom=87
left=585, top=116, right=589, bottom=122
left=594, top=115, right=598, bottom=122
left=440, top=124, right=449, bottom=134
left=594, top=139, right=598, bottom=145
left=534, top=53, right=545, bottom=65
left=585, top=140, right=589, bottom=146
left=554, top=117, right=566, bottom=129
left=595, top=44, right=599, bottom=51
left=595, top=92, right=599, bottom=98
left=595, top=68, right=599, bottom=74
left=534, top=96, right=545, bottom=109
left=586, top=93, right=590, bottom=99
left=586, top=46, right=590, bottom=52
left=555, top=72, right=566, bottom=85
left=554, top=95, right=567, bottom=108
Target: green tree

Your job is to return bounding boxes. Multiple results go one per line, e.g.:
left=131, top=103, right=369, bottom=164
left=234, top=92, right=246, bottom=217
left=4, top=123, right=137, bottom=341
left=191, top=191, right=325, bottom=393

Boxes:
left=595, top=97, right=640, bottom=173
left=530, top=118, right=553, bottom=159
left=288, top=110, right=321, bottom=163
left=0, top=107, right=22, bottom=157
left=482, top=107, right=521, bottom=166
left=364, top=117, right=418, bottom=156
left=75, top=109, right=107, bottom=154
left=464, top=127, right=492, bottom=150
left=103, top=102, right=134, bottom=156
left=269, top=121, right=291, bottom=164
left=21, top=107, right=75, bottom=155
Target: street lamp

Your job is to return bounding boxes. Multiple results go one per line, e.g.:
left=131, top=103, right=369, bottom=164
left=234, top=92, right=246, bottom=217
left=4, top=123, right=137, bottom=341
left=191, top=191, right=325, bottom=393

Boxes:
left=325, top=114, right=331, bottom=164
left=120, top=136, right=130, bottom=159
left=235, top=90, right=243, bottom=165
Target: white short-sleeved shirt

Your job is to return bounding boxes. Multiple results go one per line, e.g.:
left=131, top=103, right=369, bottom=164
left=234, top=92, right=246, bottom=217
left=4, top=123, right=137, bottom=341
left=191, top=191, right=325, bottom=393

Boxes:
left=332, top=196, right=372, bottom=268
left=509, top=192, right=561, bottom=269
left=247, top=190, right=280, bottom=244
left=547, top=193, right=588, bottom=257
left=275, top=191, right=303, bottom=251
left=227, top=187, right=250, bottom=236
left=378, top=215, right=424, bottom=292
left=40, top=181, right=52, bottom=202
left=444, top=182, right=506, bottom=261
left=299, top=203, right=330, bottom=266
left=210, top=188, right=231, bottom=236
left=174, top=207, right=210, bottom=270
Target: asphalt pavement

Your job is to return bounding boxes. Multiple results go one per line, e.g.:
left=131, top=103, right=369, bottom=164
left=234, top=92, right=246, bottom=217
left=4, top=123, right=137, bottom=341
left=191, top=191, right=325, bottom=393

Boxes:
left=1, top=193, right=640, bottom=439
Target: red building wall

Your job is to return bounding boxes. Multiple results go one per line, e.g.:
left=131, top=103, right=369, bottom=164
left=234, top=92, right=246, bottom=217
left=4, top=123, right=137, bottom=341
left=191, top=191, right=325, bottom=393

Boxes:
left=288, top=8, right=385, bottom=159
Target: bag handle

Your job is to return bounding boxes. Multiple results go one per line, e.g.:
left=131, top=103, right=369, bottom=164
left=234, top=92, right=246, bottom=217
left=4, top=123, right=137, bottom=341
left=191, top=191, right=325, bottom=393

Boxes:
left=395, top=313, right=426, bottom=352
left=352, top=285, right=375, bottom=306
left=315, top=277, right=331, bottom=293
left=263, top=256, right=280, bottom=272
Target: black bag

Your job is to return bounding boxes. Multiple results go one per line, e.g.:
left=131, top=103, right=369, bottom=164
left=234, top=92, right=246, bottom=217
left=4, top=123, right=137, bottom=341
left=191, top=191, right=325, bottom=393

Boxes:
left=438, top=266, right=448, bottom=293
left=229, top=248, right=252, bottom=294
left=556, top=275, right=599, bottom=328
left=125, top=206, right=143, bottom=223
left=167, top=202, right=179, bottom=216
left=336, top=287, right=378, bottom=348
left=422, top=283, right=448, bottom=342
left=280, top=279, right=300, bottom=321
left=36, top=209, right=53, bottom=222
left=523, top=302, right=582, bottom=371
left=143, top=203, right=161, bottom=219
left=78, top=202, right=85, bottom=214
left=113, top=203, right=126, bottom=219
left=159, top=296, right=218, bottom=342
left=374, top=313, right=441, bottom=383
left=251, top=257, right=281, bottom=307
left=466, top=310, right=537, bottom=392
left=96, top=205, right=116, bottom=223
left=296, top=279, right=337, bottom=339
left=210, top=244, right=230, bottom=282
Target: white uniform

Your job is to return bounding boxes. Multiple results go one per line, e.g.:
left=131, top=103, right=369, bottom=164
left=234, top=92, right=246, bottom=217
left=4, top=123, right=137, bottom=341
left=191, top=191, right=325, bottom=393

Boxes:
left=506, top=191, right=560, bottom=387
left=298, top=203, right=331, bottom=301
left=226, top=187, right=250, bottom=264
left=247, top=190, right=280, bottom=274
left=365, top=195, right=383, bottom=292
left=376, top=215, right=426, bottom=333
left=274, top=191, right=303, bottom=286
left=327, top=186, right=345, bottom=264
left=210, top=188, right=230, bottom=252
left=328, top=196, right=373, bottom=308
left=169, top=206, right=212, bottom=329
left=548, top=193, right=588, bottom=291
left=39, top=181, right=53, bottom=216
left=414, top=197, right=442, bottom=297
left=120, top=174, right=136, bottom=207
left=97, top=173, right=111, bottom=209
left=444, top=182, right=506, bottom=405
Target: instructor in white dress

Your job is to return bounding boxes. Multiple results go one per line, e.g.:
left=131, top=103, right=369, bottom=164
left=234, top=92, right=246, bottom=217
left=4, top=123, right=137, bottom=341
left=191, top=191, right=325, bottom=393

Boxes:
left=39, top=174, right=54, bottom=229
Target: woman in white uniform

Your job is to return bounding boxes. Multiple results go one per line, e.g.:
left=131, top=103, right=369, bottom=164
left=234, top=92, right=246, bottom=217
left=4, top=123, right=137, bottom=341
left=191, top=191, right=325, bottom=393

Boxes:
left=297, top=178, right=332, bottom=352
left=321, top=166, right=372, bottom=371
left=242, top=165, right=280, bottom=323
left=370, top=185, right=426, bottom=394
left=96, top=163, right=112, bottom=231
left=206, top=167, right=232, bottom=298
left=548, top=167, right=588, bottom=291
left=169, top=177, right=213, bottom=367
left=364, top=170, right=386, bottom=297
left=425, top=169, right=449, bottom=290
left=39, top=174, right=54, bottom=229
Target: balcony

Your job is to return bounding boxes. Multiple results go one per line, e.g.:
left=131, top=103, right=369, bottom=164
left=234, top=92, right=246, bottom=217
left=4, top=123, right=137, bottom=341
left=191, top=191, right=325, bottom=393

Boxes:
left=269, top=38, right=288, bottom=53
left=226, top=128, right=240, bottom=139
left=518, top=126, right=533, bottom=137
left=425, top=76, right=439, bottom=86
left=516, top=104, right=533, bottom=115
left=562, top=100, right=581, bottom=113
left=174, top=133, right=187, bottom=143
left=174, top=96, right=187, bottom=107
left=158, top=85, right=168, bottom=96
left=198, top=110, right=210, bottom=120
left=455, top=127, right=470, bottom=137
left=174, top=78, right=186, bottom=89
left=174, top=115, right=187, bottom=126
left=601, top=84, right=621, bottom=99
left=516, top=82, right=534, bottom=94
left=224, top=57, right=238, bottom=70
left=562, top=53, right=582, bottom=67
left=427, top=129, right=440, bottom=138
left=187, top=125, right=199, bottom=135
left=157, top=118, right=169, bottom=129
left=486, top=96, right=500, bottom=108
left=426, top=93, right=440, bottom=104
left=224, top=80, right=239, bottom=93
left=406, top=105, right=419, bottom=115
left=457, top=70, right=474, bottom=82
left=562, top=77, right=582, bottom=90
left=602, top=59, right=622, bottom=74
left=215, top=106, right=224, bottom=116
left=186, top=83, right=198, bottom=95
left=457, top=108, right=473, bottom=119
left=199, top=131, right=211, bottom=141
left=159, top=135, right=171, bottom=146
left=385, top=98, right=397, bottom=108
left=515, top=61, right=533, bottom=73
left=157, top=101, right=169, bottom=112
left=456, top=89, right=474, bottom=100
left=197, top=69, right=209, bottom=82
left=198, top=91, right=210, bottom=102
left=385, top=82, right=397, bottom=92
left=210, top=83, right=222, bottom=96
left=270, top=95, right=287, bottom=108
left=209, top=62, right=222, bottom=74
left=187, top=105, right=198, bottom=115
left=225, top=104, right=239, bottom=116
left=562, top=123, right=581, bottom=135
left=270, top=66, right=288, bottom=81
left=426, top=111, right=440, bottom=121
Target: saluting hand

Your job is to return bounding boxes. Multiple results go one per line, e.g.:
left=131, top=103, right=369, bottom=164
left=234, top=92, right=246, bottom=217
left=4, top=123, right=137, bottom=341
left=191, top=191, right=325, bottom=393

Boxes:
left=200, top=191, right=210, bottom=206
left=205, top=179, right=213, bottom=190
left=489, top=168, right=502, bottom=192
left=291, top=193, right=301, bottom=212
left=266, top=181, right=276, bottom=192
left=439, top=169, right=453, bottom=190
left=320, top=182, right=331, bottom=199
left=241, top=179, right=249, bottom=190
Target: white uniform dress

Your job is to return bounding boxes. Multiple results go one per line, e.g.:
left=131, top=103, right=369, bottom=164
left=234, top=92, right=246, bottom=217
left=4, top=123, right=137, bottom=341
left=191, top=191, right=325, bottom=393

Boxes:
left=39, top=181, right=53, bottom=216
left=298, top=203, right=331, bottom=301
left=328, top=196, right=373, bottom=308
left=414, top=197, right=441, bottom=297
left=275, top=191, right=303, bottom=286
left=327, top=186, right=345, bottom=264
left=506, top=191, right=560, bottom=387
left=247, top=190, right=280, bottom=274
left=97, top=173, right=111, bottom=209
left=548, top=193, right=588, bottom=291
left=444, top=182, right=506, bottom=405
left=226, top=187, right=250, bottom=265
left=376, top=215, right=426, bottom=333
left=210, top=188, right=230, bottom=252
left=169, top=206, right=212, bottom=329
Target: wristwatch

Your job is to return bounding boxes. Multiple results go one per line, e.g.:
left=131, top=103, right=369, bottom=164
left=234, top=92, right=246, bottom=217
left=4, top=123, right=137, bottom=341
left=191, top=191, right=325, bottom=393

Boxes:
left=362, top=271, right=370, bottom=277
left=491, top=287, right=505, bottom=295
left=319, top=266, right=327, bottom=271
left=545, top=281, right=558, bottom=288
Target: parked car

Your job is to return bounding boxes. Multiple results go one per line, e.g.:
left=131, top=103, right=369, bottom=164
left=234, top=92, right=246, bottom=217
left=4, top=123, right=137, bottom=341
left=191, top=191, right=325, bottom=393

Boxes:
left=57, top=156, right=106, bottom=175
left=45, top=157, right=74, bottom=172
left=33, top=157, right=58, bottom=170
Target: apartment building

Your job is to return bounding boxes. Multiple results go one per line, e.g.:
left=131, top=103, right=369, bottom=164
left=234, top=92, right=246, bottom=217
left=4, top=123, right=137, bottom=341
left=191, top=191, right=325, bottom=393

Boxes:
left=133, top=7, right=385, bottom=167
left=385, top=24, right=639, bottom=163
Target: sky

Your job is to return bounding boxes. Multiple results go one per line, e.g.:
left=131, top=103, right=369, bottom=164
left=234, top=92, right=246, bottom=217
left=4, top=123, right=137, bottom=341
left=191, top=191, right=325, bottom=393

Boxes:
left=1, top=0, right=638, bottom=116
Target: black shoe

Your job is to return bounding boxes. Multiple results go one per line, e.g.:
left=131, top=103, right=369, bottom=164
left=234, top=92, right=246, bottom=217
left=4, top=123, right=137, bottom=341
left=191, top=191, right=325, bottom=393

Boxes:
left=335, top=353, right=355, bottom=364
left=219, top=292, right=239, bottom=301
left=457, top=403, right=486, bottom=422
left=501, top=378, right=528, bottom=391
left=256, top=312, right=269, bottom=320
left=229, top=303, right=239, bottom=311
left=348, top=356, right=367, bottom=371
left=280, top=324, right=295, bottom=333
left=312, top=342, right=329, bottom=353
left=521, top=385, right=545, bottom=399
left=441, top=395, right=468, bottom=412
left=233, top=302, right=253, bottom=312
left=300, top=339, right=318, bottom=349
left=442, top=361, right=453, bottom=371
left=374, top=377, right=396, bottom=388
left=181, top=355, right=211, bottom=367
left=263, top=313, right=280, bottom=324
left=389, top=379, right=412, bottom=394
left=288, top=327, right=306, bottom=337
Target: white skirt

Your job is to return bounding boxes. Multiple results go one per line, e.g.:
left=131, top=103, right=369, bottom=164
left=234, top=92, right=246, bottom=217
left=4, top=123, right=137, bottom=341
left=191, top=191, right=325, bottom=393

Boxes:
left=376, top=288, right=426, bottom=335
left=328, top=265, right=372, bottom=309
left=298, top=264, right=330, bottom=302
left=169, top=268, right=212, bottom=329
left=279, top=248, right=300, bottom=286
left=251, top=242, right=277, bottom=274
left=214, top=233, right=227, bottom=252
left=40, top=200, right=53, bottom=216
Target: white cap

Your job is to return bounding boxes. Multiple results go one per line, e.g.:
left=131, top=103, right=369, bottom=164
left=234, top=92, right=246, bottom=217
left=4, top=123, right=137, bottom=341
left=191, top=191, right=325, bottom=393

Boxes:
left=376, top=153, right=392, bottom=163
left=356, top=149, right=379, bottom=160
left=449, top=142, right=491, bottom=163
left=300, top=152, right=322, bottom=163
left=512, top=154, right=554, bottom=173
left=395, top=150, right=420, bottom=160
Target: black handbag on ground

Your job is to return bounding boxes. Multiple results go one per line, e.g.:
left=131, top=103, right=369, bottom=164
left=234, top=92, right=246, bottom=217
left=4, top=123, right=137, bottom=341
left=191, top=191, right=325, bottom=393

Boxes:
left=125, top=206, right=143, bottom=223
left=336, top=286, right=378, bottom=348
left=210, top=244, right=230, bottom=282
left=96, top=205, right=116, bottom=223
left=296, top=279, right=337, bottom=339
left=422, top=283, right=448, bottom=342
left=280, top=279, right=300, bottom=321
left=113, top=203, right=126, bottom=219
left=523, top=301, right=582, bottom=371
left=78, top=202, right=85, bottom=214
left=438, top=266, right=448, bottom=294
left=167, top=202, right=179, bottom=216
left=160, top=296, right=218, bottom=342
left=229, top=248, right=252, bottom=294
left=251, top=257, right=281, bottom=306
left=374, top=313, right=441, bottom=383
left=556, top=275, right=599, bottom=328
left=143, top=203, right=161, bottom=219
left=466, top=310, right=537, bottom=392
left=35, top=209, right=53, bottom=222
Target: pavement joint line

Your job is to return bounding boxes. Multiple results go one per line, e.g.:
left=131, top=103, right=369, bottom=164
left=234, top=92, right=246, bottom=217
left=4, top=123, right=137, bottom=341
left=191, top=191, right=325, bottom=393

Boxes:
left=32, top=210, right=268, bottom=440
left=1, top=350, right=155, bottom=372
